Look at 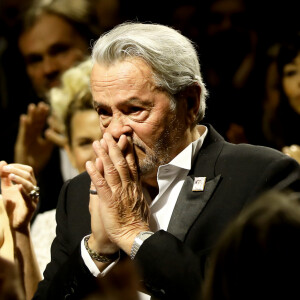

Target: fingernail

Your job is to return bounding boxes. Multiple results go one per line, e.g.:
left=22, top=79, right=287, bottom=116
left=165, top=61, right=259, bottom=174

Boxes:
left=3, top=166, right=10, bottom=171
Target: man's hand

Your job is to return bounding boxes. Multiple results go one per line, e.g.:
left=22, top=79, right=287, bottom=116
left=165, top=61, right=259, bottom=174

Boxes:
left=86, top=133, right=150, bottom=255
left=14, top=102, right=54, bottom=175
left=88, top=181, right=119, bottom=256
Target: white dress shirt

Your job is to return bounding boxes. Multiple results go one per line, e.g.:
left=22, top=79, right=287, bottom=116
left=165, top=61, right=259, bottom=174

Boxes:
left=81, top=125, right=208, bottom=298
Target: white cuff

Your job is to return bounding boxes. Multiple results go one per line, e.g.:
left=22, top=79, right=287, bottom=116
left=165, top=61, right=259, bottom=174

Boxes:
left=81, top=235, right=120, bottom=277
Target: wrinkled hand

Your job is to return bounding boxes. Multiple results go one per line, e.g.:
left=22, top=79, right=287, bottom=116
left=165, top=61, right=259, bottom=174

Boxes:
left=0, top=161, right=39, bottom=232
left=282, top=144, right=300, bottom=164
left=86, top=133, right=150, bottom=255
left=14, top=102, right=54, bottom=175
left=88, top=181, right=119, bottom=255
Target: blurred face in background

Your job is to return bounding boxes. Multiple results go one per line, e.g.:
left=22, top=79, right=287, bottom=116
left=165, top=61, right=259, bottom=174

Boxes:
left=65, top=109, right=102, bottom=173
left=18, top=13, right=88, bottom=98
left=282, top=52, right=300, bottom=114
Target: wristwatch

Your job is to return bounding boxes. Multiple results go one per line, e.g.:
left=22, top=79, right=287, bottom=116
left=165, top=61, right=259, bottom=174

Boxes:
left=130, top=231, right=154, bottom=260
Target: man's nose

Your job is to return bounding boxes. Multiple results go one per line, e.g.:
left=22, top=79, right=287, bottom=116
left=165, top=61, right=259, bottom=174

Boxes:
left=43, top=55, right=60, bottom=75
left=105, top=115, right=133, bottom=141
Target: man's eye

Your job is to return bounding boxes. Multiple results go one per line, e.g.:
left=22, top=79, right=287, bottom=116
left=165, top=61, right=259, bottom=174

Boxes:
left=96, top=108, right=111, bottom=117
left=25, top=54, right=42, bottom=65
left=128, top=107, right=143, bottom=114
left=284, top=70, right=297, bottom=77
left=49, top=44, right=71, bottom=56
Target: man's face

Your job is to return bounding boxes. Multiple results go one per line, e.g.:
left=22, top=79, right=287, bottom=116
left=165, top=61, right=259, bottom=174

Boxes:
left=90, top=58, right=189, bottom=182
left=18, top=13, right=88, bottom=98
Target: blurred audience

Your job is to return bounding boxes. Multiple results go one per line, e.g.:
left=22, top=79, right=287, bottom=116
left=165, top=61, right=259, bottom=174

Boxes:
left=31, top=57, right=101, bottom=274
left=202, top=189, right=300, bottom=300
left=262, top=32, right=300, bottom=163
left=0, top=0, right=36, bottom=164
left=198, top=0, right=262, bottom=144
left=13, top=0, right=98, bottom=214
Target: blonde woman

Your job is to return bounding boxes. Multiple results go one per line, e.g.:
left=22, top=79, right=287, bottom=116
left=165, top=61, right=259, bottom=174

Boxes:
left=31, top=57, right=102, bottom=273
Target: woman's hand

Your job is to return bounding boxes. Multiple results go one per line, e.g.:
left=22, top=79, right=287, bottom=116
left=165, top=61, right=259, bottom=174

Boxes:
left=282, top=144, right=300, bottom=164
left=0, top=195, right=14, bottom=261
left=0, top=161, right=39, bottom=233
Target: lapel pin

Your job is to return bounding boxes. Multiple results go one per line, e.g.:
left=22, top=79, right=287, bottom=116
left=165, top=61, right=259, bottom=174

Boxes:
left=192, top=177, right=206, bottom=192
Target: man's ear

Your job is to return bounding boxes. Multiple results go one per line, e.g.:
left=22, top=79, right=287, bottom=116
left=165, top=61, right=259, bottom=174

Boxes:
left=182, top=84, right=201, bottom=127
left=64, top=143, right=77, bottom=170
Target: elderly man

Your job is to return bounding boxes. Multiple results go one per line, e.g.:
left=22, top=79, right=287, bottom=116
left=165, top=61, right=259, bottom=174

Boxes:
left=34, top=22, right=300, bottom=300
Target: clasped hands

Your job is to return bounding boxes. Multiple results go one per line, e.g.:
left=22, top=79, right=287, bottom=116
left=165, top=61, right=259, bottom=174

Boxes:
left=86, top=133, right=150, bottom=259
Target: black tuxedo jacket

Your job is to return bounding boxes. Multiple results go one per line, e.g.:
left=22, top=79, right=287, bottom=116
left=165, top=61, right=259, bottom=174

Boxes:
left=34, top=125, right=300, bottom=300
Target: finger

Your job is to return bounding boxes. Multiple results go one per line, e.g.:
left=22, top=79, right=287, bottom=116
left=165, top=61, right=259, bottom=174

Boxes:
left=103, top=133, right=131, bottom=186
left=47, top=115, right=65, bottom=134
left=11, top=174, right=36, bottom=195
left=2, top=164, right=30, bottom=178
left=93, top=135, right=129, bottom=176
left=124, top=136, right=139, bottom=181
left=15, top=114, right=28, bottom=144
left=118, top=134, right=128, bottom=151
left=0, top=160, right=7, bottom=176
left=93, top=141, right=104, bottom=174
left=27, top=103, right=49, bottom=136
left=98, top=140, right=123, bottom=189
left=86, top=160, right=111, bottom=198
left=45, top=128, right=67, bottom=147
left=3, top=163, right=33, bottom=172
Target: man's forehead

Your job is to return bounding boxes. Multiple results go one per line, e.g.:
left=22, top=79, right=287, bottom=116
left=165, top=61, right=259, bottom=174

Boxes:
left=19, top=14, right=79, bottom=53
left=90, top=59, right=154, bottom=88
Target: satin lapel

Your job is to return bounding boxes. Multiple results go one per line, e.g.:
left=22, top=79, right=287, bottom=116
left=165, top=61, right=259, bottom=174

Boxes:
left=167, top=124, right=224, bottom=241
left=167, top=174, right=221, bottom=241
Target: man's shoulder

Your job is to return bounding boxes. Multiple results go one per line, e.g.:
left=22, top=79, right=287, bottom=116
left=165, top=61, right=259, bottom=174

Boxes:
left=203, top=124, right=290, bottom=165
left=223, top=142, right=288, bottom=162
left=61, top=171, right=91, bottom=200
left=68, top=171, right=90, bottom=187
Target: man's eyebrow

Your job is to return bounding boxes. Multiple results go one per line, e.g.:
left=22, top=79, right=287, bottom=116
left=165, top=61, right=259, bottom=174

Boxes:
left=93, top=101, right=110, bottom=110
left=123, top=98, right=153, bottom=107
left=93, top=98, right=153, bottom=108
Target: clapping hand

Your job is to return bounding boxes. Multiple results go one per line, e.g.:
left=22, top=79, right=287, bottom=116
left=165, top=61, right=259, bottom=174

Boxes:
left=0, top=161, right=39, bottom=232
left=14, top=102, right=54, bottom=175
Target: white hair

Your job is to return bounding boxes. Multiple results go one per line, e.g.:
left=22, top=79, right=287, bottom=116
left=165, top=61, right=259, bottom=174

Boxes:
left=91, top=22, right=208, bottom=122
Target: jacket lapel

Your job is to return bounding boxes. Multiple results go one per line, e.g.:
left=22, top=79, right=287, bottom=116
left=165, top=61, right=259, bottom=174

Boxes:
left=167, top=174, right=221, bottom=241
left=167, top=124, right=224, bottom=241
